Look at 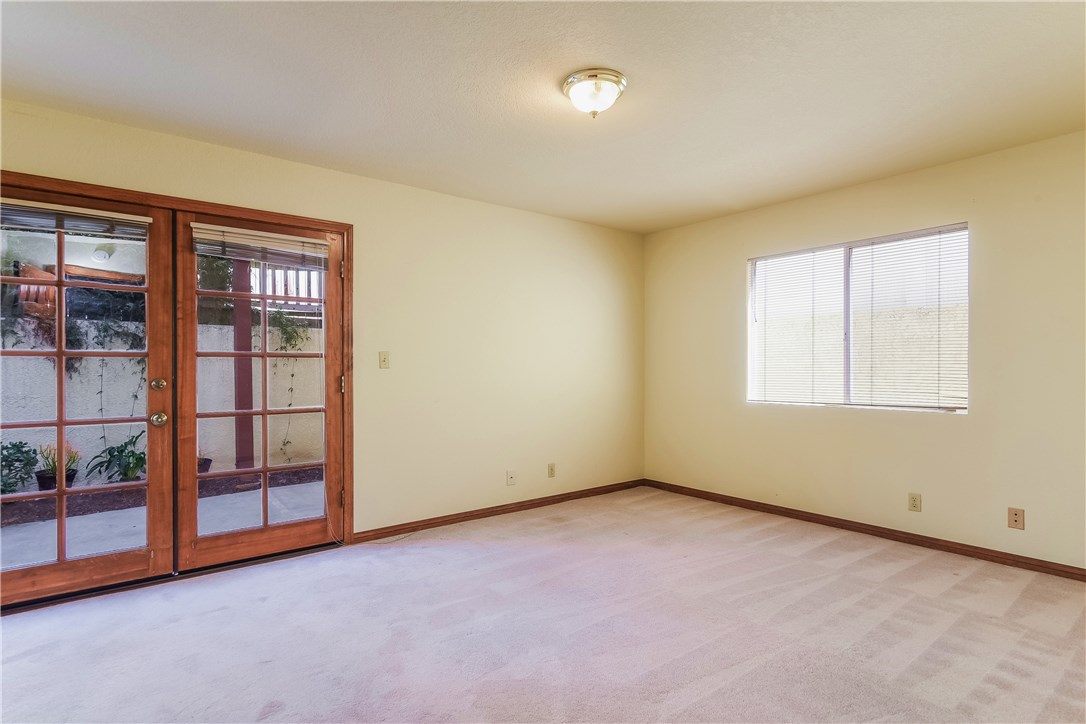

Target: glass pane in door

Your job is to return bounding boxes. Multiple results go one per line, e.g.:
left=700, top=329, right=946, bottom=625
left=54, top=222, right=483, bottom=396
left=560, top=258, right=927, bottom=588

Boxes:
left=0, top=282, right=57, bottom=351
left=267, top=300, right=323, bottom=351
left=268, top=466, right=324, bottom=524
left=66, top=488, right=147, bottom=558
left=267, top=357, right=324, bottom=409
left=64, top=358, right=148, bottom=420
left=1, top=229, right=57, bottom=276
left=196, top=358, right=262, bottom=412
left=64, top=234, right=146, bottom=286
left=198, top=473, right=262, bottom=536
left=196, top=297, right=262, bottom=352
left=1, top=498, right=58, bottom=569
left=67, top=422, right=148, bottom=489
left=64, top=288, right=147, bottom=352
left=196, top=416, right=262, bottom=472
left=267, top=412, right=324, bottom=466
left=1, top=357, right=57, bottom=422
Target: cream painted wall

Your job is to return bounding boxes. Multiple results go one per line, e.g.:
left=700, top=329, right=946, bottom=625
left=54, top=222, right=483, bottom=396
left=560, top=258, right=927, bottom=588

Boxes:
left=0, top=101, right=645, bottom=532
left=3, top=101, right=1082, bottom=568
left=645, top=132, right=1085, bottom=567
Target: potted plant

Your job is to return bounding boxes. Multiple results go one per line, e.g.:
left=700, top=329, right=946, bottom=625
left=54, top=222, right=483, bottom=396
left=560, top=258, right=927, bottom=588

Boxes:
left=1, top=440, right=38, bottom=494
left=197, top=449, right=213, bottom=474
left=87, top=430, right=147, bottom=482
left=35, top=441, right=81, bottom=490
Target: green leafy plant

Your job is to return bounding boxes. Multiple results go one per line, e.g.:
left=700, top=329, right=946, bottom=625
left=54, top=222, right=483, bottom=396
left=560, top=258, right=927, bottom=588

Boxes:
left=38, top=440, right=81, bottom=474
left=1, top=441, right=38, bottom=494
left=269, top=309, right=309, bottom=352
left=86, top=431, right=146, bottom=482
left=196, top=255, right=236, bottom=291
left=269, top=309, right=312, bottom=463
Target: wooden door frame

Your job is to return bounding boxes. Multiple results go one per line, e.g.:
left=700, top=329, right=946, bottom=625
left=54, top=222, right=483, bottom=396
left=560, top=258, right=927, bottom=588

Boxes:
left=0, top=171, right=355, bottom=600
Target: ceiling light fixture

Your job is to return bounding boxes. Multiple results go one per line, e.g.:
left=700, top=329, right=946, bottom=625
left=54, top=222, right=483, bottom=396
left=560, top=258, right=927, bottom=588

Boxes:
left=90, top=244, right=114, bottom=263
left=563, top=68, right=627, bottom=118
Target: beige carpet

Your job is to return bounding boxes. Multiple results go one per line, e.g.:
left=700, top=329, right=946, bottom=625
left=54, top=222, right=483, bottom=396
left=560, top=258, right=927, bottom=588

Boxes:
left=2, top=486, right=1083, bottom=723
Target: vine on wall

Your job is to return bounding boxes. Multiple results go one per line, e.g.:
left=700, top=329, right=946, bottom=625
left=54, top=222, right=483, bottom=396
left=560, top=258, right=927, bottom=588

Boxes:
left=0, top=285, right=148, bottom=491
left=269, top=309, right=310, bottom=464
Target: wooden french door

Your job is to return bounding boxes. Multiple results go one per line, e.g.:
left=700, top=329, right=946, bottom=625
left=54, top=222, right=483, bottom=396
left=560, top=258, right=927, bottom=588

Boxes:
left=0, top=190, right=174, bottom=605
left=174, top=212, right=345, bottom=570
left=2, top=174, right=349, bottom=605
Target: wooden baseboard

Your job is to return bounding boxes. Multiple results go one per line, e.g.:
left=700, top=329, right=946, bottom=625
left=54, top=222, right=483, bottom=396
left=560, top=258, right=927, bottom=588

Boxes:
left=351, top=480, right=646, bottom=543
left=350, top=477, right=1084, bottom=582
left=643, top=479, right=1086, bottom=582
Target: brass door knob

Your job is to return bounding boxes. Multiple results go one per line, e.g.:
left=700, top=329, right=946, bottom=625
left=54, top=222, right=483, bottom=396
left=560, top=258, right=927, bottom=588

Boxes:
left=150, top=378, right=167, bottom=391
left=150, top=412, right=169, bottom=427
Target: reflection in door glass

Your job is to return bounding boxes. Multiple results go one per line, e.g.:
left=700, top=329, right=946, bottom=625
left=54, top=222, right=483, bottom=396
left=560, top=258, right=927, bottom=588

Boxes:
left=0, top=283, right=57, bottom=351
left=63, top=233, right=146, bottom=286
left=1, top=229, right=57, bottom=276
left=1, top=498, right=58, bottom=570
left=65, top=288, right=147, bottom=351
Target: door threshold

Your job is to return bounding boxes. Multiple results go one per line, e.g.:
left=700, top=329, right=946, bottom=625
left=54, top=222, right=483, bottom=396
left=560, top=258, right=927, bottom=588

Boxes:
left=1, top=541, right=340, bottom=615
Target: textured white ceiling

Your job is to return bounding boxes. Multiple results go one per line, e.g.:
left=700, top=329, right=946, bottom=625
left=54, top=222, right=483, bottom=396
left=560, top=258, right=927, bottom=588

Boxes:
left=2, top=2, right=1083, bottom=233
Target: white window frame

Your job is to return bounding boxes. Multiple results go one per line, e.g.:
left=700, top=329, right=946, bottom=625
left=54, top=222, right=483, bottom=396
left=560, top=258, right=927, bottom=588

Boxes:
left=747, top=222, right=969, bottom=413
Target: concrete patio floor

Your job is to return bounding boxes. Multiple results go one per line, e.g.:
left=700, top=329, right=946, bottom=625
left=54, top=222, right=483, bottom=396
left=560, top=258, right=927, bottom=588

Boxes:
left=1, top=481, right=324, bottom=569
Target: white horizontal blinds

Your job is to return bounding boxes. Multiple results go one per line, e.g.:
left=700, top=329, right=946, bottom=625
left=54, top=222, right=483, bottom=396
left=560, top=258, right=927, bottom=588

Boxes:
left=0, top=200, right=150, bottom=240
left=850, top=226, right=968, bottom=409
left=191, top=223, right=328, bottom=272
left=748, top=247, right=845, bottom=403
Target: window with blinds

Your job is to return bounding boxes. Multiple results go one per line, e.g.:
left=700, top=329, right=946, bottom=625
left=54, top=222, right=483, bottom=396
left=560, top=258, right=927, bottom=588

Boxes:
left=748, top=224, right=968, bottom=411
left=1, top=199, right=150, bottom=240
left=191, top=222, right=328, bottom=299
left=191, top=223, right=328, bottom=272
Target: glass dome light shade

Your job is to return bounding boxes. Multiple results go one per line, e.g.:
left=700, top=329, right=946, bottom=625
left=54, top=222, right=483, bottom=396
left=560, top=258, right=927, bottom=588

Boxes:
left=563, top=69, right=627, bottom=116
left=568, top=79, right=621, bottom=114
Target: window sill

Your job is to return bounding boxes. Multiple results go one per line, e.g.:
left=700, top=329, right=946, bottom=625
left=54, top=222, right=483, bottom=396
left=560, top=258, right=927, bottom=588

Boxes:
left=746, top=400, right=967, bottom=415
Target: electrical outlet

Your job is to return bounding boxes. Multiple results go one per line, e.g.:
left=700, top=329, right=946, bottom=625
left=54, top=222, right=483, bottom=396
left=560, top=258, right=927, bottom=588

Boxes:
left=547, top=463, right=556, bottom=478
left=506, top=470, right=517, bottom=486
left=1008, top=507, right=1025, bottom=530
left=908, top=493, right=922, bottom=512
left=378, top=351, right=390, bottom=369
